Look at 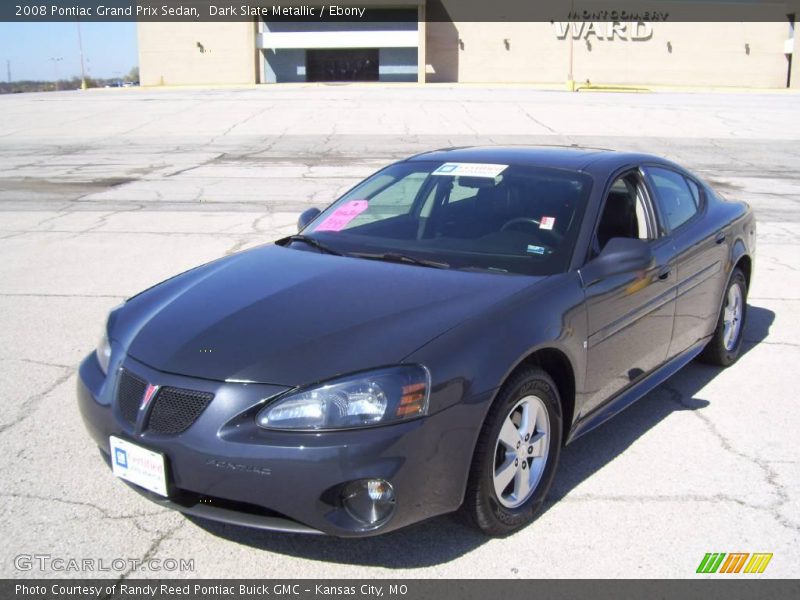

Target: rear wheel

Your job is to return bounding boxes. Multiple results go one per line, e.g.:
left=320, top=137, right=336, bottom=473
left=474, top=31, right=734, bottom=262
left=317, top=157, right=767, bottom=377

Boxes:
left=463, top=368, right=562, bottom=536
left=699, top=267, right=747, bottom=366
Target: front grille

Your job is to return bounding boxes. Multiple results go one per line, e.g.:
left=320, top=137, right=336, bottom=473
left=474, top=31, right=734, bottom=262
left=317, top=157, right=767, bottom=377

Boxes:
left=117, top=369, right=147, bottom=425
left=147, top=387, right=213, bottom=434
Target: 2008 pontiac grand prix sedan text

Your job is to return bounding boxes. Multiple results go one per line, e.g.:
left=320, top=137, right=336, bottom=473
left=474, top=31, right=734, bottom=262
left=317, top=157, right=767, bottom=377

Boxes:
left=77, top=146, right=755, bottom=537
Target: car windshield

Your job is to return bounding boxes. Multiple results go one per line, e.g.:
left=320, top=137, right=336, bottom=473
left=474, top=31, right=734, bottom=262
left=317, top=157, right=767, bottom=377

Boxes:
left=295, top=160, right=593, bottom=275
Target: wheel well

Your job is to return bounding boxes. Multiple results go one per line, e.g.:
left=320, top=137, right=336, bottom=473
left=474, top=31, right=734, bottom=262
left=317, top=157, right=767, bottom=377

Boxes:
left=516, top=348, right=576, bottom=441
left=735, top=254, right=752, bottom=290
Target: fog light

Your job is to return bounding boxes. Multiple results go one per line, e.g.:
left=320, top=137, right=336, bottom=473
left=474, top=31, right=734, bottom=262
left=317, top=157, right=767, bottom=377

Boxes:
left=341, top=479, right=396, bottom=527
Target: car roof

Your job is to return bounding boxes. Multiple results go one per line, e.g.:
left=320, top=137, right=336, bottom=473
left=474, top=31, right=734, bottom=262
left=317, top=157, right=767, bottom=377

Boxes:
left=406, top=145, right=667, bottom=172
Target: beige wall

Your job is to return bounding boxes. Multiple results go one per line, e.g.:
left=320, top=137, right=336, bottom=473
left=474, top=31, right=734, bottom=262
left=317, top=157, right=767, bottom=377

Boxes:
left=138, top=22, right=258, bottom=86
left=427, top=21, right=793, bottom=88
left=136, top=12, right=796, bottom=89
left=574, top=22, right=788, bottom=88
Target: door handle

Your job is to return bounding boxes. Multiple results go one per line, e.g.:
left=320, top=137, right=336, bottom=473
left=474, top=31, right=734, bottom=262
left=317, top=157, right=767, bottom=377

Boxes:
left=657, top=267, right=671, bottom=280
left=715, top=231, right=727, bottom=244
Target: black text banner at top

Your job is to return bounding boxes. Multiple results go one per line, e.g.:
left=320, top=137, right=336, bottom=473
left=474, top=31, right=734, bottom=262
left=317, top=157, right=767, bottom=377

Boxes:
left=2, top=0, right=794, bottom=23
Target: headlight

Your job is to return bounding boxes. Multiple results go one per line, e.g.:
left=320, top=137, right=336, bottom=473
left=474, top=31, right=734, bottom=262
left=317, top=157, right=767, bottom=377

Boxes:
left=256, top=365, right=430, bottom=431
left=95, top=329, right=111, bottom=375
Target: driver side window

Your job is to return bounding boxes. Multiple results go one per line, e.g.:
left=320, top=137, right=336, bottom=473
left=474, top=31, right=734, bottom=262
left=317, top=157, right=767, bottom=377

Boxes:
left=592, top=172, right=655, bottom=257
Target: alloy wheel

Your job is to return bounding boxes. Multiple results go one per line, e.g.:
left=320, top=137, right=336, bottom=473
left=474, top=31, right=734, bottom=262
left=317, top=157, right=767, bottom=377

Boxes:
left=492, top=395, right=550, bottom=509
left=723, top=282, right=744, bottom=351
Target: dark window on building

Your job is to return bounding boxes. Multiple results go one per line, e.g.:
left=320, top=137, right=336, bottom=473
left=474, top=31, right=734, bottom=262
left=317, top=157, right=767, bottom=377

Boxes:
left=306, top=49, right=379, bottom=82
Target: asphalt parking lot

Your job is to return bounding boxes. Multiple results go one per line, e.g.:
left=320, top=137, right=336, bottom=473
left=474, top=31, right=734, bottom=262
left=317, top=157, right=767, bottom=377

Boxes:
left=0, top=84, right=798, bottom=578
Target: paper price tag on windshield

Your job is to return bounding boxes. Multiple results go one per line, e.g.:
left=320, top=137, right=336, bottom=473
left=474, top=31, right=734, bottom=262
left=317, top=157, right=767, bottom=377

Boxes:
left=313, top=200, right=369, bottom=232
left=432, top=163, right=508, bottom=178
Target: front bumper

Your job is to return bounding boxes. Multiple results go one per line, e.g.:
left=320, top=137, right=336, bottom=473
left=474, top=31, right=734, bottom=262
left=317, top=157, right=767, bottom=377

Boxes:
left=77, top=352, right=486, bottom=537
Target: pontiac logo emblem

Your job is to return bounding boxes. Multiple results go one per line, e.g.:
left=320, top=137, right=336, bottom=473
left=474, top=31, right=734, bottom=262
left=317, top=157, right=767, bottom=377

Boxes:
left=140, top=384, right=159, bottom=410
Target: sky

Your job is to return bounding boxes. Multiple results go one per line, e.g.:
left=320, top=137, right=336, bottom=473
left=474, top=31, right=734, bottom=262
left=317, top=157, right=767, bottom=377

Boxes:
left=0, top=22, right=138, bottom=82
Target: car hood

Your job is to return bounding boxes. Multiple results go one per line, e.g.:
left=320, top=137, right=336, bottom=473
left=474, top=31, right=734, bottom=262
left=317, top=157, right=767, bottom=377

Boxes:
left=115, top=244, right=541, bottom=386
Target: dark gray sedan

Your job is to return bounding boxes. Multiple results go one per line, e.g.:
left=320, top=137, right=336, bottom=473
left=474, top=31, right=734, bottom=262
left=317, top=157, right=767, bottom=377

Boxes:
left=78, top=146, right=755, bottom=536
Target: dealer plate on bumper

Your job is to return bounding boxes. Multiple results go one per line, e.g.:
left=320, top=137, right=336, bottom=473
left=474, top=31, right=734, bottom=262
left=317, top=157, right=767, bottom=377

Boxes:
left=109, top=436, right=167, bottom=497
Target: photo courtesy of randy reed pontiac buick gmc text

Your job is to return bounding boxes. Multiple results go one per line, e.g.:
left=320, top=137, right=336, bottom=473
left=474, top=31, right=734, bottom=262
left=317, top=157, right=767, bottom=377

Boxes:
left=14, top=583, right=405, bottom=596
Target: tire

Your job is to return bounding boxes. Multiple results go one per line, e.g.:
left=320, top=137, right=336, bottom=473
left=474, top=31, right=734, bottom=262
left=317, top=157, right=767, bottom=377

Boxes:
left=462, top=367, right=562, bottom=536
left=699, top=267, right=748, bottom=367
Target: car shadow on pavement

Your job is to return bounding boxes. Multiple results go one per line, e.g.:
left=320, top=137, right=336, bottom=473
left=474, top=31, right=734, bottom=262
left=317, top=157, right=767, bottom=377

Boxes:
left=546, top=304, right=774, bottom=508
left=186, top=512, right=486, bottom=568
left=188, top=304, right=774, bottom=568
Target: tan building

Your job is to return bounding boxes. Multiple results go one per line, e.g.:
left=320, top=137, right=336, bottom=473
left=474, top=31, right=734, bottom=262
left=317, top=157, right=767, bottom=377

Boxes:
left=138, top=1, right=800, bottom=89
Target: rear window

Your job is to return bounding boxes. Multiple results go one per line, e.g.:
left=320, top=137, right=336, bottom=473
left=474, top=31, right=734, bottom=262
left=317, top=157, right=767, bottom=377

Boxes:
left=648, top=167, right=700, bottom=230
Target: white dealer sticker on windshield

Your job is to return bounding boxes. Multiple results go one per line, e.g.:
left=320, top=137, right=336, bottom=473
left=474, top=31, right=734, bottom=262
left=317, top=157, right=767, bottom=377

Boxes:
left=432, top=163, right=508, bottom=178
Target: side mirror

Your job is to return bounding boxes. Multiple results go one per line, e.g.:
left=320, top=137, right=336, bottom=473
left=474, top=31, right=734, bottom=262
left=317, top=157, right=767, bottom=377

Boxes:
left=581, top=237, right=653, bottom=285
left=297, top=207, right=321, bottom=232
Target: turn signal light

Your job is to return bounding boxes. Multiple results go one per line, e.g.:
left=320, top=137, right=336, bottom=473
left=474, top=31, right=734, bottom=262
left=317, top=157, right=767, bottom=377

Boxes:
left=396, top=382, right=427, bottom=417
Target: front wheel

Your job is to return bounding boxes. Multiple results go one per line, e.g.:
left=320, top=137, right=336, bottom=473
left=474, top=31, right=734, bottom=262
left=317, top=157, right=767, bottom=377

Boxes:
left=462, top=368, right=562, bottom=536
left=699, top=267, right=748, bottom=366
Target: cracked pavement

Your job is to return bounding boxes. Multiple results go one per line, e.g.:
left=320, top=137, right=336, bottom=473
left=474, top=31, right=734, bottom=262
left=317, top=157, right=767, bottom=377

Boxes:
left=0, top=85, right=798, bottom=578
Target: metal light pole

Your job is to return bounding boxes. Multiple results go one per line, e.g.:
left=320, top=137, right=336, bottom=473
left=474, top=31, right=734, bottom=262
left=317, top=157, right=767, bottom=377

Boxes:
left=567, top=0, right=575, bottom=91
left=6, top=59, right=10, bottom=83
left=76, top=18, right=87, bottom=90
left=49, top=57, right=63, bottom=90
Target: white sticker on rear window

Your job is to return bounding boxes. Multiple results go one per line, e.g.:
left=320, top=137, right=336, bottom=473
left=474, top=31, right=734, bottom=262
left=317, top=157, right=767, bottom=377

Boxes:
left=432, top=162, right=508, bottom=178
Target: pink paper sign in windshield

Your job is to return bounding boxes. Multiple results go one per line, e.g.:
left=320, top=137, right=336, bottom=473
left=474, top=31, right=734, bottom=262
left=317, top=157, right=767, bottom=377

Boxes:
left=313, top=200, right=370, bottom=232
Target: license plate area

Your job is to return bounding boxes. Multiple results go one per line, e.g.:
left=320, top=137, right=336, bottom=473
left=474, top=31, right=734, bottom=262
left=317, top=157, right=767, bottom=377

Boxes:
left=109, top=436, right=168, bottom=497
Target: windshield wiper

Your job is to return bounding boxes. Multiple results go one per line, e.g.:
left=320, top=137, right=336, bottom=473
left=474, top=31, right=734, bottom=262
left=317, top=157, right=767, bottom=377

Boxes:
left=280, top=237, right=449, bottom=268
left=350, top=251, right=450, bottom=269
left=279, top=234, right=343, bottom=256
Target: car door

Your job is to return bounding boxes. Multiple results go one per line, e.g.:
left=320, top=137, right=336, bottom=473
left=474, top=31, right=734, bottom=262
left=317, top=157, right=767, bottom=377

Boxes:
left=643, top=165, right=728, bottom=359
left=579, top=168, right=678, bottom=416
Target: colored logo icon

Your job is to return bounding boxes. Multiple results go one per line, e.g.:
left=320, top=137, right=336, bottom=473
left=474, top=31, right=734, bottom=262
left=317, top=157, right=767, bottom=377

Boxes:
left=114, top=448, right=128, bottom=468
left=697, top=552, right=773, bottom=574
